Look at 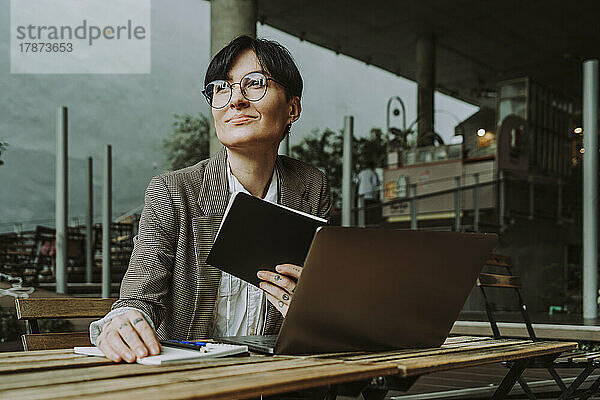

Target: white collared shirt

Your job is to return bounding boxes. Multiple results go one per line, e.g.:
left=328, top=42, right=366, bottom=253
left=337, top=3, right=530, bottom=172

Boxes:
left=212, top=163, right=279, bottom=337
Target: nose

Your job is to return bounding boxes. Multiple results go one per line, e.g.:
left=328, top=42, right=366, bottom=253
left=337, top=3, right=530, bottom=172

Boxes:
left=229, top=84, right=249, bottom=109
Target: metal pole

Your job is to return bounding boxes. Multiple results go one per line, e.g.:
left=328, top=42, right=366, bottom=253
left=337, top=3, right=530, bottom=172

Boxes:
left=583, top=59, right=598, bottom=321
left=86, top=157, right=93, bottom=284
left=557, top=178, right=562, bottom=224
left=473, top=173, right=480, bottom=232
left=55, top=106, right=68, bottom=294
left=342, top=116, right=354, bottom=227
left=528, top=175, right=534, bottom=220
left=416, top=36, right=435, bottom=145
left=454, top=176, right=461, bottom=232
left=499, top=170, right=506, bottom=232
left=358, top=194, right=366, bottom=227
left=410, top=184, right=417, bottom=230
left=102, top=145, right=112, bottom=298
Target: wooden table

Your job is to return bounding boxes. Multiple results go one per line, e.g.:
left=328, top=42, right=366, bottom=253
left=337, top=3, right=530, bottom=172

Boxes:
left=0, top=336, right=577, bottom=400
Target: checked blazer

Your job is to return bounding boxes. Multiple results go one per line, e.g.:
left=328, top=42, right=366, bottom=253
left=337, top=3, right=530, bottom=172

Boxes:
left=111, top=148, right=332, bottom=340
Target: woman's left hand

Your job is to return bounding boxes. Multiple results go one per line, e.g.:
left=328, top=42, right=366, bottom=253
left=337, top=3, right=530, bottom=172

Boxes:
left=257, top=263, right=302, bottom=317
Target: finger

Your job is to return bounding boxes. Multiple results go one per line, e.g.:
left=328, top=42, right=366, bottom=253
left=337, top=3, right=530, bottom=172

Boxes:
left=275, top=264, right=303, bottom=280
left=97, top=337, right=122, bottom=363
left=260, top=281, right=292, bottom=305
left=116, top=318, right=148, bottom=358
left=128, top=313, right=161, bottom=355
left=106, top=330, right=136, bottom=363
left=257, top=270, right=296, bottom=293
left=265, top=292, right=288, bottom=317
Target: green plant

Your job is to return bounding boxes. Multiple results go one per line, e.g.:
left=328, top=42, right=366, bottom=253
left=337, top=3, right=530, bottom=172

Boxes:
left=291, top=127, right=389, bottom=208
left=0, top=141, right=7, bottom=166
left=163, top=113, right=210, bottom=171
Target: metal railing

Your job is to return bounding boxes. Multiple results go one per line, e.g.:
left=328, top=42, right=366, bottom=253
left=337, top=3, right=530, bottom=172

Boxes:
left=346, top=170, right=571, bottom=233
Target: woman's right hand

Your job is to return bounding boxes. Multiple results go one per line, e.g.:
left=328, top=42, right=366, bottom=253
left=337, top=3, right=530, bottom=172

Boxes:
left=96, top=309, right=161, bottom=363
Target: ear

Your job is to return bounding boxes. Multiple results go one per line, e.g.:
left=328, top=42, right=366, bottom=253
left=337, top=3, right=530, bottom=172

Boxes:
left=287, top=96, right=301, bottom=125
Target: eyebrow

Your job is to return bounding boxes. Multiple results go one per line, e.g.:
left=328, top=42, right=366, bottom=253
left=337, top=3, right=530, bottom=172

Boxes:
left=226, top=69, right=265, bottom=81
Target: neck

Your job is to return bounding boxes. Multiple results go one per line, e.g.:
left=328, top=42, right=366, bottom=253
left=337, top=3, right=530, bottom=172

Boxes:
left=226, top=146, right=278, bottom=198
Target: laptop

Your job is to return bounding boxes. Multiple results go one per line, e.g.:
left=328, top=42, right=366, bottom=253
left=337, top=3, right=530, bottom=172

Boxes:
left=216, top=226, right=497, bottom=355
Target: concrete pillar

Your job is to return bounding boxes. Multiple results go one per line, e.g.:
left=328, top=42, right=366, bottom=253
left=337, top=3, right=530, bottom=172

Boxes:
left=410, top=184, right=417, bottom=230
left=416, top=36, right=435, bottom=146
left=55, top=106, right=68, bottom=294
left=583, top=59, right=598, bottom=321
left=454, top=176, right=461, bottom=232
left=102, top=145, right=112, bottom=299
left=86, top=157, right=93, bottom=284
left=209, top=0, right=257, bottom=156
left=342, top=116, right=354, bottom=227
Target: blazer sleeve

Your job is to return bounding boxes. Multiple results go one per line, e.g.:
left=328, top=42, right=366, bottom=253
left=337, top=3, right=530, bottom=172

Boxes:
left=110, top=175, right=178, bottom=328
left=318, top=173, right=332, bottom=220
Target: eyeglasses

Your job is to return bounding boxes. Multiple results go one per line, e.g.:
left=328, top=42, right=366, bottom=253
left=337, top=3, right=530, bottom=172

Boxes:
left=202, top=71, right=285, bottom=109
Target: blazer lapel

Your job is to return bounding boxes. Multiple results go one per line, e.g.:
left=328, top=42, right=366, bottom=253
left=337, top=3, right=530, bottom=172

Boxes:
left=189, top=148, right=229, bottom=338
left=276, top=156, right=311, bottom=214
left=197, top=147, right=230, bottom=218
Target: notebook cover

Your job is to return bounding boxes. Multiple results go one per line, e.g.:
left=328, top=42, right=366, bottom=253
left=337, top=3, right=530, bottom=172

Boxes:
left=206, top=192, right=327, bottom=287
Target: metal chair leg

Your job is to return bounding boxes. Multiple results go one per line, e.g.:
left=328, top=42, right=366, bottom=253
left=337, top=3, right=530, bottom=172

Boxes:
left=558, top=364, right=595, bottom=400
left=517, top=376, right=537, bottom=400
left=492, top=358, right=531, bottom=400
left=577, top=370, right=600, bottom=400
left=546, top=366, right=567, bottom=392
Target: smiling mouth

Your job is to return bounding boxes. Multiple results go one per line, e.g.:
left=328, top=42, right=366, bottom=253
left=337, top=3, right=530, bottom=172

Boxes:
left=227, top=116, right=257, bottom=124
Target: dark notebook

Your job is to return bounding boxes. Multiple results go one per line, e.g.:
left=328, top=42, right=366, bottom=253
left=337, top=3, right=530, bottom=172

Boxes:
left=206, top=192, right=328, bottom=287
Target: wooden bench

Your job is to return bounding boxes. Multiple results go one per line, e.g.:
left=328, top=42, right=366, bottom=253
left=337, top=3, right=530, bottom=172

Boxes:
left=15, top=297, right=116, bottom=351
left=478, top=254, right=600, bottom=400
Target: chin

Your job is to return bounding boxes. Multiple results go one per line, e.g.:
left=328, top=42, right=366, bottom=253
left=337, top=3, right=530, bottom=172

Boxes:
left=217, top=128, right=281, bottom=149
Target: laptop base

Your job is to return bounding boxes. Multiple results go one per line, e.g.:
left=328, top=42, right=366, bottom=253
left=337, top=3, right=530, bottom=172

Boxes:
left=215, top=335, right=278, bottom=354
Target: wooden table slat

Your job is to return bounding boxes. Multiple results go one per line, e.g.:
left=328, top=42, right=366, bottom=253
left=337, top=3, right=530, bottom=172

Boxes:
left=395, top=341, right=577, bottom=377
left=72, top=362, right=398, bottom=400
left=1, top=358, right=390, bottom=400
left=0, top=348, right=74, bottom=359
left=310, top=336, right=494, bottom=359
left=0, top=355, right=114, bottom=374
left=0, top=356, right=283, bottom=391
left=322, top=338, right=532, bottom=363
left=571, top=351, right=600, bottom=362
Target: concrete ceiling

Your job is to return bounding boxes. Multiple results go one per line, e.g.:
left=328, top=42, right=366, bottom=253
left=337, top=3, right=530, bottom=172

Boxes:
left=258, top=0, right=600, bottom=111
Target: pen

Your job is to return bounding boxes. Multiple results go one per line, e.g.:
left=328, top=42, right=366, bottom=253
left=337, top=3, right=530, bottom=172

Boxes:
left=160, top=340, right=209, bottom=351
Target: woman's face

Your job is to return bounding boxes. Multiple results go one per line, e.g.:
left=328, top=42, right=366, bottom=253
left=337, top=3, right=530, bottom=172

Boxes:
left=211, top=49, right=300, bottom=151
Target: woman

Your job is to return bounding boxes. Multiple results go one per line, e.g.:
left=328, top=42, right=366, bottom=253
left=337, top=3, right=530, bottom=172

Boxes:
left=90, top=35, right=331, bottom=363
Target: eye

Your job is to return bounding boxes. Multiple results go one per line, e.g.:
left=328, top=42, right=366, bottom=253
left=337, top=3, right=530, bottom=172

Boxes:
left=247, top=78, right=263, bottom=87
left=243, top=74, right=266, bottom=88
left=212, top=81, right=228, bottom=94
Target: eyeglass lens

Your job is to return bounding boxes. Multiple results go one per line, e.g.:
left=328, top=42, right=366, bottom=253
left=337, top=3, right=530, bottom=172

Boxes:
left=205, top=72, right=268, bottom=109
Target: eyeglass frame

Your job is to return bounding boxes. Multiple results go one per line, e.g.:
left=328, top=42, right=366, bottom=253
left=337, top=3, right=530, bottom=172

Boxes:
left=202, top=71, right=287, bottom=109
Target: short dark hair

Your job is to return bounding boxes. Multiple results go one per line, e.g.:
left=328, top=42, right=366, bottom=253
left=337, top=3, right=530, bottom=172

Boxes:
left=204, top=35, right=303, bottom=101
